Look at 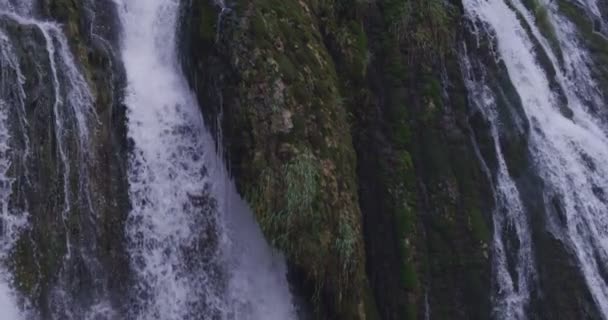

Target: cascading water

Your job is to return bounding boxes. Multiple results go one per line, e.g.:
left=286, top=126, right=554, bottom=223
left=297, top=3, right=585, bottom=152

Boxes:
left=5, top=0, right=608, bottom=318
left=461, top=46, right=536, bottom=320
left=0, top=28, right=27, bottom=320
left=0, top=1, right=119, bottom=319
left=115, top=0, right=297, bottom=319
left=463, top=0, right=608, bottom=318
left=0, top=0, right=296, bottom=318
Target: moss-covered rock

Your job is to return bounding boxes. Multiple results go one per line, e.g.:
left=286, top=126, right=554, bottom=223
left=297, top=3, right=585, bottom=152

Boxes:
left=180, top=0, right=494, bottom=319
left=180, top=0, right=369, bottom=318
left=4, top=1, right=129, bottom=316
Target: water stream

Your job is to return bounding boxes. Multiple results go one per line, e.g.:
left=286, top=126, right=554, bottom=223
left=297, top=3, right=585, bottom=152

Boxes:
left=463, top=0, right=608, bottom=317
left=115, top=1, right=297, bottom=319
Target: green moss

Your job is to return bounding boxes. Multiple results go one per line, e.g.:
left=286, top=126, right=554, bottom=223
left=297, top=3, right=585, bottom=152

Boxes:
left=502, top=134, right=530, bottom=178
left=423, top=76, right=442, bottom=103
left=520, top=0, right=562, bottom=61
left=284, top=152, right=321, bottom=220
left=251, top=14, right=269, bottom=42
left=470, top=208, right=491, bottom=243
left=384, top=0, right=413, bottom=42
left=277, top=54, right=298, bottom=83
left=335, top=217, right=357, bottom=272
left=198, top=1, right=219, bottom=44
left=12, top=235, right=39, bottom=297
left=333, top=20, right=370, bottom=81
left=187, top=0, right=495, bottom=318
left=402, top=261, right=418, bottom=290
left=557, top=0, right=608, bottom=92
left=384, top=0, right=454, bottom=57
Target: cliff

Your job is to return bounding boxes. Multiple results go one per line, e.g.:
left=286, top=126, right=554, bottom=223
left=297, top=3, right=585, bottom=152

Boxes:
left=4, top=1, right=130, bottom=316
left=4, top=0, right=604, bottom=318
left=179, top=1, right=495, bottom=319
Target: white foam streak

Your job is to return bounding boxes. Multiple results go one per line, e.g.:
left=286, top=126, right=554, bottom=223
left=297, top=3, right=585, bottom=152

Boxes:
left=461, top=48, right=535, bottom=319
left=0, top=282, right=21, bottom=320
left=0, top=28, right=30, bottom=320
left=116, top=0, right=296, bottom=319
left=0, top=4, right=105, bottom=318
left=464, top=0, right=608, bottom=317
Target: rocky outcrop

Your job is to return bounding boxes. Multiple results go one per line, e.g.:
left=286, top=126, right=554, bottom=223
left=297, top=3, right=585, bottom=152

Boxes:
left=180, top=1, right=370, bottom=318
left=4, top=1, right=129, bottom=316
left=179, top=0, right=494, bottom=319
left=2, top=0, right=600, bottom=319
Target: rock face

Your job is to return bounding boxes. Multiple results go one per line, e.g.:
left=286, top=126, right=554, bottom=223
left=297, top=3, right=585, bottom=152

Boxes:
left=179, top=1, right=495, bottom=319
left=2, top=0, right=604, bottom=319
left=180, top=1, right=369, bottom=318
left=2, top=1, right=130, bottom=317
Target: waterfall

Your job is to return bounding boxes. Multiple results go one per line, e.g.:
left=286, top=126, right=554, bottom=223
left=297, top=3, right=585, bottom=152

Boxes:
left=463, top=0, right=608, bottom=318
left=0, top=30, right=27, bottom=320
left=0, top=1, right=118, bottom=318
left=2, top=0, right=606, bottom=318
left=115, top=0, right=296, bottom=319
left=461, top=45, right=536, bottom=320
left=0, top=0, right=296, bottom=318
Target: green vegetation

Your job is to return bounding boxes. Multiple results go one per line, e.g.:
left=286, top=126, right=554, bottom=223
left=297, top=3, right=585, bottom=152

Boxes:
left=199, top=1, right=371, bottom=318
left=254, top=151, right=324, bottom=259
left=335, top=216, right=357, bottom=272
left=385, top=0, right=454, bottom=56
left=556, top=0, right=608, bottom=94
left=284, top=152, right=320, bottom=220
left=185, top=0, right=495, bottom=319
left=374, top=2, right=462, bottom=316
left=520, top=0, right=563, bottom=66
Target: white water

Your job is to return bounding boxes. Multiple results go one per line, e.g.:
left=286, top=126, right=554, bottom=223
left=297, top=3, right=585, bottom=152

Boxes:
left=461, top=46, right=535, bottom=320
left=115, top=1, right=296, bottom=319
left=0, top=99, right=25, bottom=318
left=0, top=98, right=24, bottom=320
left=0, top=2, right=110, bottom=318
left=0, top=26, right=29, bottom=320
left=464, top=0, right=608, bottom=318
left=575, top=0, right=602, bottom=17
